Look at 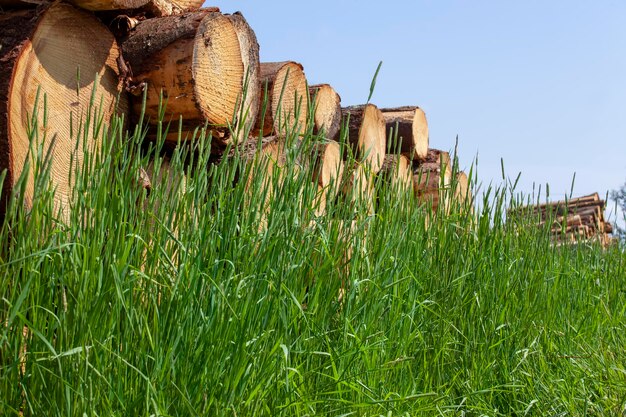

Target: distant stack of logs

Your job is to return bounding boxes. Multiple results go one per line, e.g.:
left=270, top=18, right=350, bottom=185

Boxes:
left=0, top=0, right=474, bottom=225
left=510, top=193, right=615, bottom=247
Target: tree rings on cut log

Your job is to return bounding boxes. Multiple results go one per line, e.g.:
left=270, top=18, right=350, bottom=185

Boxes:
left=228, top=12, right=261, bottom=142
left=0, top=3, right=126, bottom=220
left=309, top=84, right=341, bottom=140
left=256, top=62, right=308, bottom=137
left=342, top=104, right=386, bottom=174
left=380, top=106, right=428, bottom=160
left=122, top=10, right=259, bottom=145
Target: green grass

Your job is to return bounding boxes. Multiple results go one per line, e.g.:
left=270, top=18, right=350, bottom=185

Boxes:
left=0, top=90, right=625, bottom=417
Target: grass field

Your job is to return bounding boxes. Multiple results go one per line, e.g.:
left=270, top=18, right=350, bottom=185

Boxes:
left=0, top=95, right=625, bottom=416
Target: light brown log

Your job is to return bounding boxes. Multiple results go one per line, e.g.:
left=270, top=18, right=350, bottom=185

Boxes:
left=413, top=151, right=452, bottom=212
left=307, top=141, right=344, bottom=215
left=309, top=84, right=341, bottom=140
left=71, top=0, right=171, bottom=15
left=229, top=12, right=261, bottom=141
left=418, top=148, right=452, bottom=175
left=342, top=104, right=386, bottom=174
left=380, top=106, right=428, bottom=160
left=378, top=155, right=412, bottom=192
left=256, top=62, right=308, bottom=137
left=0, top=3, right=126, bottom=220
left=340, top=163, right=375, bottom=215
left=121, top=10, right=259, bottom=145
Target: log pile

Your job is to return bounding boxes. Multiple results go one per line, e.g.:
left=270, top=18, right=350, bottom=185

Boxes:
left=0, top=0, right=475, bottom=225
left=510, top=193, right=615, bottom=247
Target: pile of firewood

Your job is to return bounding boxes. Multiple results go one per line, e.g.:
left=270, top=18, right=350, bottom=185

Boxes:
left=510, top=193, right=615, bottom=247
left=0, top=0, right=472, bottom=223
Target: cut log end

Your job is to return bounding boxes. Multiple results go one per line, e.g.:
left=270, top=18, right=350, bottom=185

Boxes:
left=309, top=84, right=341, bottom=140
left=1, top=2, right=126, bottom=220
left=381, top=106, right=429, bottom=160
left=125, top=10, right=258, bottom=145
left=343, top=104, right=386, bottom=174
left=257, top=61, right=308, bottom=137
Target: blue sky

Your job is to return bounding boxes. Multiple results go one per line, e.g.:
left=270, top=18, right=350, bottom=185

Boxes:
left=215, top=1, right=626, bottom=223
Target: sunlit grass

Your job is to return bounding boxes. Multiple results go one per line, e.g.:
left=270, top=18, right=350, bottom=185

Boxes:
left=0, top=88, right=624, bottom=416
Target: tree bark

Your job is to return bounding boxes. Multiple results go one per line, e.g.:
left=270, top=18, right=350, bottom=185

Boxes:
left=0, top=3, right=126, bottom=220
left=255, top=61, right=308, bottom=138
left=309, top=84, right=341, bottom=140
left=342, top=104, right=386, bottom=174
left=380, top=106, right=428, bottom=160
left=413, top=150, right=452, bottom=213
left=121, top=9, right=259, bottom=145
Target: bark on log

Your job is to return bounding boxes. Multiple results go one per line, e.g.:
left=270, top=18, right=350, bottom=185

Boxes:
left=413, top=150, right=452, bottom=212
left=378, top=154, right=412, bottom=192
left=121, top=10, right=259, bottom=145
left=342, top=104, right=386, bottom=174
left=70, top=0, right=172, bottom=15
left=309, top=84, right=341, bottom=140
left=255, top=61, right=308, bottom=138
left=380, top=106, right=428, bottom=160
left=0, top=3, right=126, bottom=220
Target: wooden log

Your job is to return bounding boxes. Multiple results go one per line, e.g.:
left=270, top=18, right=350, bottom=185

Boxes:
left=378, top=154, right=412, bottom=192
left=121, top=10, right=259, bottom=145
left=413, top=152, right=452, bottom=212
left=309, top=84, right=341, bottom=140
left=229, top=12, right=261, bottom=141
left=380, top=106, right=428, bottom=160
left=308, top=141, right=344, bottom=215
left=70, top=0, right=173, bottom=15
left=256, top=61, right=308, bottom=137
left=342, top=104, right=386, bottom=174
left=340, top=163, right=375, bottom=215
left=0, top=3, right=127, bottom=220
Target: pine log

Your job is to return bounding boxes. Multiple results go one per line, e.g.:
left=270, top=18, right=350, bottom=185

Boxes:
left=380, top=106, right=428, bottom=160
left=229, top=12, right=261, bottom=141
left=413, top=151, right=452, bottom=212
left=306, top=141, right=344, bottom=215
left=378, top=154, right=412, bottom=192
left=309, top=84, right=341, bottom=140
left=340, top=163, right=375, bottom=215
left=342, top=104, right=386, bottom=174
left=256, top=62, right=308, bottom=137
left=0, top=3, right=126, bottom=220
left=121, top=10, right=260, bottom=145
left=70, top=0, right=173, bottom=15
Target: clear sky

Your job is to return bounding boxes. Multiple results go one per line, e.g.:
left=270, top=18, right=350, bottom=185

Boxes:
left=212, top=1, right=626, bottom=224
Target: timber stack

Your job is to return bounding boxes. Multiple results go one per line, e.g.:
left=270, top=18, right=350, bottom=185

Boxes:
left=510, top=193, right=616, bottom=247
left=0, top=0, right=474, bottom=225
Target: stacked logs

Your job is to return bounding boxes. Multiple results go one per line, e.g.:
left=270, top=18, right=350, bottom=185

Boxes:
left=0, top=0, right=474, bottom=226
left=510, top=193, right=615, bottom=247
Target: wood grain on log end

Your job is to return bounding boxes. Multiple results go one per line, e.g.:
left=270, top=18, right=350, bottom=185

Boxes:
left=380, top=105, right=428, bottom=160
left=0, top=2, right=126, bottom=220
left=309, top=84, right=341, bottom=140
left=256, top=61, right=308, bottom=137
left=342, top=104, right=386, bottom=174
